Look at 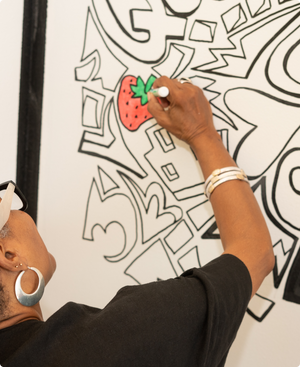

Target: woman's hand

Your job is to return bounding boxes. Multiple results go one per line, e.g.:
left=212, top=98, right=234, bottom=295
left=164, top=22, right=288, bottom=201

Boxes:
left=147, top=76, right=215, bottom=149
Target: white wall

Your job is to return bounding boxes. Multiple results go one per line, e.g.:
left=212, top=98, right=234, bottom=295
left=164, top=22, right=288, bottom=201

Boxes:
left=39, top=1, right=300, bottom=366
left=0, top=0, right=24, bottom=182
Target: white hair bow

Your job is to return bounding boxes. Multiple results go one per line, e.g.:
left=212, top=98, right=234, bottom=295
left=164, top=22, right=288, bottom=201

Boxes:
left=0, top=182, right=15, bottom=231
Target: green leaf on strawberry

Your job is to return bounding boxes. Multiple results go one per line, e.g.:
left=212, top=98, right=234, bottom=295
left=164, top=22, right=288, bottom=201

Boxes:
left=145, top=75, right=156, bottom=93
left=131, top=75, right=156, bottom=105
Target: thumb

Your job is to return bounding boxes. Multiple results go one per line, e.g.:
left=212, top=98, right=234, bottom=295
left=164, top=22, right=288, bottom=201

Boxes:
left=147, top=92, right=163, bottom=115
left=147, top=92, right=167, bottom=124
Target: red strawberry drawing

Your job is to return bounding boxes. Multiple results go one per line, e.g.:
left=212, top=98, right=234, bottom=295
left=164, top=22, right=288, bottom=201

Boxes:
left=118, top=75, right=156, bottom=131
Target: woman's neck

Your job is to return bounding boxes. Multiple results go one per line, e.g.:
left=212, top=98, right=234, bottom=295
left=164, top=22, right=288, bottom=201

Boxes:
left=0, top=303, right=43, bottom=330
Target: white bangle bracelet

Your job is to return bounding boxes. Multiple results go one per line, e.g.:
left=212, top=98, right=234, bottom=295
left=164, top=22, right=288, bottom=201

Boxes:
left=205, top=172, right=249, bottom=200
left=204, top=167, right=241, bottom=193
left=205, top=170, right=247, bottom=194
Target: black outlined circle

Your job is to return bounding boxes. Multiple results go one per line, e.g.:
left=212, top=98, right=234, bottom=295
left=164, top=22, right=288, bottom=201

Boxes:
left=273, top=148, right=300, bottom=230
left=289, top=166, right=300, bottom=195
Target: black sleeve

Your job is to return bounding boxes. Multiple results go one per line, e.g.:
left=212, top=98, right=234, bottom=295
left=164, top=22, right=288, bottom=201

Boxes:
left=101, top=254, right=252, bottom=367
left=0, top=255, right=251, bottom=367
left=182, top=254, right=252, bottom=366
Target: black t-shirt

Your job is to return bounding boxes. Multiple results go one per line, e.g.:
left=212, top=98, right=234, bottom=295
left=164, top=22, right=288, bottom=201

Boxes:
left=0, top=254, right=251, bottom=367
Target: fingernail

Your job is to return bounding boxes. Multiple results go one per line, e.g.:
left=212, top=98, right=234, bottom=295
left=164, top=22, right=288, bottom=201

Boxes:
left=147, top=92, right=152, bottom=102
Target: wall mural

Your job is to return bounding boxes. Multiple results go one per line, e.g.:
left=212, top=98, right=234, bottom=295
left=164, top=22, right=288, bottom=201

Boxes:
left=75, top=0, right=300, bottom=322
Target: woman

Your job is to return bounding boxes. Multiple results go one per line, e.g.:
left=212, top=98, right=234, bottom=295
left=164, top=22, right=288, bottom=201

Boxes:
left=0, top=77, right=274, bottom=366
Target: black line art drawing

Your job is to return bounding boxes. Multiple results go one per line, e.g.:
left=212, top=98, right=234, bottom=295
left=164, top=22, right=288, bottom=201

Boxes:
left=178, top=246, right=201, bottom=272
left=76, top=8, right=128, bottom=91
left=194, top=5, right=300, bottom=75
left=189, top=20, right=217, bottom=43
left=252, top=177, right=298, bottom=289
left=266, top=23, right=300, bottom=98
left=119, top=171, right=182, bottom=244
left=164, top=220, right=193, bottom=254
left=273, top=147, right=300, bottom=231
left=83, top=176, right=138, bottom=262
left=125, top=239, right=178, bottom=284
left=201, top=221, right=220, bottom=240
left=152, top=43, right=195, bottom=79
left=75, top=59, right=96, bottom=82
left=145, top=124, right=205, bottom=201
left=225, top=88, right=300, bottom=179
left=246, top=0, right=271, bottom=18
left=161, top=163, right=179, bottom=181
left=161, top=0, right=201, bottom=18
left=79, top=98, right=147, bottom=178
left=284, top=244, right=300, bottom=304
left=92, top=0, right=187, bottom=63
left=221, top=4, right=247, bottom=33
left=191, top=76, right=237, bottom=129
left=98, top=166, right=119, bottom=194
left=187, top=200, right=214, bottom=232
left=246, top=294, right=275, bottom=322
left=81, top=87, right=106, bottom=129
left=75, top=0, right=300, bottom=321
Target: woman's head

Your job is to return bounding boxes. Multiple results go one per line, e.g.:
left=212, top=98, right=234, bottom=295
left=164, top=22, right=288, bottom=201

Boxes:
left=0, top=210, right=56, bottom=284
left=0, top=182, right=56, bottom=290
left=0, top=185, right=56, bottom=325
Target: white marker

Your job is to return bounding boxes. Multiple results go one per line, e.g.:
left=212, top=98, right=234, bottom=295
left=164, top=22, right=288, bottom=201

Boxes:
left=150, top=86, right=169, bottom=98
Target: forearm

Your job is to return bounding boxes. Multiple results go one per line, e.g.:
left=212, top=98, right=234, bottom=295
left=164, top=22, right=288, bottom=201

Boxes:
left=190, top=129, right=274, bottom=297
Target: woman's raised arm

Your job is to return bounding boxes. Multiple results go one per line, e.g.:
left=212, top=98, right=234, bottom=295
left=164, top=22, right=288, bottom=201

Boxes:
left=147, top=76, right=275, bottom=298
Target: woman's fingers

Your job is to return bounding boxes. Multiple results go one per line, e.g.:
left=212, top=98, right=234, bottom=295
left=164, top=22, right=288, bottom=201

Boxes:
left=151, top=76, right=180, bottom=104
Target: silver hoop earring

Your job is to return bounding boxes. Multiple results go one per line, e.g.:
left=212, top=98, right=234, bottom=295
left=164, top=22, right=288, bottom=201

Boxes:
left=15, top=267, right=45, bottom=307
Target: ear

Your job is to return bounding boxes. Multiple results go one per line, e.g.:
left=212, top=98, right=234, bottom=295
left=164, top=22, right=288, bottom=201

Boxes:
left=0, top=242, right=24, bottom=272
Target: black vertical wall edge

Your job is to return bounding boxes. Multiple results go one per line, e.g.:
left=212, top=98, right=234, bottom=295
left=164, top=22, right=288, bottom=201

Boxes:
left=17, top=0, right=48, bottom=223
